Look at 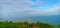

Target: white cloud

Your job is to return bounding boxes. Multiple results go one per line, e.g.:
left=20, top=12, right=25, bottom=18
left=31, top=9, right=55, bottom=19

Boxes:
left=40, top=3, right=60, bottom=15
left=29, top=3, right=60, bottom=16
left=0, top=0, right=60, bottom=16
left=16, top=7, right=32, bottom=12
left=15, top=2, right=60, bottom=16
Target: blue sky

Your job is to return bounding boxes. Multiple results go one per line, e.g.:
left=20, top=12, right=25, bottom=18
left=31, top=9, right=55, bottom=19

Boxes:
left=0, top=0, right=60, bottom=22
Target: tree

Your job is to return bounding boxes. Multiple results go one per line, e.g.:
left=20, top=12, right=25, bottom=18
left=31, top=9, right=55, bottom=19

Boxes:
left=9, top=21, right=13, bottom=23
left=5, top=21, right=8, bottom=23
left=58, top=25, right=60, bottom=28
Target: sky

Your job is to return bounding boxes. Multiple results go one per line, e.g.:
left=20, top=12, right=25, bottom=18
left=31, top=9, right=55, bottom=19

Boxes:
left=0, top=0, right=60, bottom=22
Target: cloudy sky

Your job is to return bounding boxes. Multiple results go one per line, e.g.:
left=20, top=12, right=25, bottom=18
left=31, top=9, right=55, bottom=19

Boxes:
left=0, top=0, right=60, bottom=21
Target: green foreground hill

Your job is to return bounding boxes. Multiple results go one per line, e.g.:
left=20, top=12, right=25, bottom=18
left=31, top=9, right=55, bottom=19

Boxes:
left=0, top=21, right=59, bottom=28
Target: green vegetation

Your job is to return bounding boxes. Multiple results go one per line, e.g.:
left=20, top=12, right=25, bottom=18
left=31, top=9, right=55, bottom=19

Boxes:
left=0, top=21, right=59, bottom=28
left=58, top=25, right=60, bottom=28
